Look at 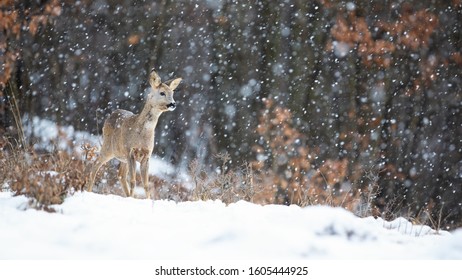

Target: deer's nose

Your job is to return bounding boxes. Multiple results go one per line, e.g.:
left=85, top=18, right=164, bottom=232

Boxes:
left=167, top=102, right=176, bottom=110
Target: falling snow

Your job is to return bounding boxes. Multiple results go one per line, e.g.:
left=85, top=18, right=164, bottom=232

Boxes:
left=1, top=1, right=461, bottom=235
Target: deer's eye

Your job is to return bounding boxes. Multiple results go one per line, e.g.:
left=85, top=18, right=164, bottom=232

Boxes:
left=160, top=92, right=166, bottom=96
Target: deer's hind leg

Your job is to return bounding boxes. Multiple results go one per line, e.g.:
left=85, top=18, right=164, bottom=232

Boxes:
left=140, top=154, right=151, bottom=199
left=128, top=150, right=137, bottom=197
left=87, top=154, right=112, bottom=193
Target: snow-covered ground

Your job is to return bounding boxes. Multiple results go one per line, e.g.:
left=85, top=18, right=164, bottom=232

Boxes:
left=1, top=191, right=461, bottom=259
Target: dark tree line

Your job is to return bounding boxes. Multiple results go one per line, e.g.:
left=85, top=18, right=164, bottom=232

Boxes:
left=1, top=0, right=461, bottom=228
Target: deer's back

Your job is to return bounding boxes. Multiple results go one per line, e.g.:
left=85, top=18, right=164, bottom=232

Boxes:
left=105, top=109, right=134, bottom=129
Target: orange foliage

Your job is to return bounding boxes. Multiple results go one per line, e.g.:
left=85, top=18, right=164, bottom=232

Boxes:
left=451, top=52, right=462, bottom=66
left=0, top=0, right=61, bottom=89
left=330, top=5, right=438, bottom=68
left=330, top=13, right=395, bottom=68
left=127, top=34, right=141, bottom=46
left=252, top=98, right=361, bottom=210
left=377, top=7, right=438, bottom=52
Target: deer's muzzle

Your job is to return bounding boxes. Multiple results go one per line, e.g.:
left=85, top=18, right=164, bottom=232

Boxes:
left=166, top=102, right=176, bottom=111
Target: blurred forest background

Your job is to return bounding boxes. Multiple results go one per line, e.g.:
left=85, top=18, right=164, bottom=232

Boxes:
left=1, top=0, right=461, bottom=229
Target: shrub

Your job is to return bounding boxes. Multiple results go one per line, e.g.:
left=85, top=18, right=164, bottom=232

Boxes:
left=1, top=141, right=85, bottom=212
left=251, top=98, right=362, bottom=210
left=189, top=152, right=256, bottom=204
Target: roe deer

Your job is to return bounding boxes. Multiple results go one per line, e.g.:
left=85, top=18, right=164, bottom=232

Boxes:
left=87, top=69, right=182, bottom=199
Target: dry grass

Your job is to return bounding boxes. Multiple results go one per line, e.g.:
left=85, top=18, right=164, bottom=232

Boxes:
left=1, top=138, right=85, bottom=211
left=189, top=152, right=257, bottom=204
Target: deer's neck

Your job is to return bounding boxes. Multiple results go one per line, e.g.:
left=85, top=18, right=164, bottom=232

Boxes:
left=137, top=102, right=163, bottom=130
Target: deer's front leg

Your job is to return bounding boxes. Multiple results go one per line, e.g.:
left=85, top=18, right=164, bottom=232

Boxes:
left=128, top=150, right=137, bottom=197
left=118, top=162, right=130, bottom=197
left=140, top=156, right=151, bottom=199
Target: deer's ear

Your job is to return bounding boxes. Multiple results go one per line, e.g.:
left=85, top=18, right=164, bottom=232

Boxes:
left=168, top=78, right=182, bottom=91
left=149, top=70, right=161, bottom=88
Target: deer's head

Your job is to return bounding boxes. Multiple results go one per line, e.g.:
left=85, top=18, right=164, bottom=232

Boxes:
left=148, top=70, right=182, bottom=112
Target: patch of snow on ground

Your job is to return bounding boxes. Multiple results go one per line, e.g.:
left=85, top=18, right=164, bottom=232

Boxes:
left=148, top=156, right=175, bottom=178
left=23, top=116, right=100, bottom=154
left=0, top=191, right=461, bottom=259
